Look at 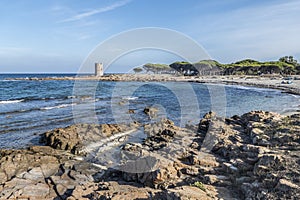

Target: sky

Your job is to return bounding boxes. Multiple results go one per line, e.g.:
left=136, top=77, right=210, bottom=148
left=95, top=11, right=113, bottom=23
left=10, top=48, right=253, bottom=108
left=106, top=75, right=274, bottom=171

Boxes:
left=0, top=0, right=299, bottom=73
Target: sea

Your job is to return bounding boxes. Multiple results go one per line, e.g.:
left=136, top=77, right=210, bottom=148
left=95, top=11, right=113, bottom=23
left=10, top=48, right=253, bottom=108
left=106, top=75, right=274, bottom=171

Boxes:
left=1, top=74, right=299, bottom=149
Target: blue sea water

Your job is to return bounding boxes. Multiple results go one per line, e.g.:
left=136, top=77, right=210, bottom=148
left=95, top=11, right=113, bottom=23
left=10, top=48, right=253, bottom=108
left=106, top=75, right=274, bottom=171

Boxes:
left=0, top=74, right=299, bottom=149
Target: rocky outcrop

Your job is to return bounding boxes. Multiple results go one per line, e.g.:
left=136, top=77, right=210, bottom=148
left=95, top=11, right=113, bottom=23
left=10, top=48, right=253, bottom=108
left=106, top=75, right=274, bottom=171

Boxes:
left=1, top=111, right=299, bottom=199
left=143, top=107, right=158, bottom=118
left=0, top=146, right=98, bottom=199
left=201, top=111, right=300, bottom=199
left=41, top=123, right=136, bottom=154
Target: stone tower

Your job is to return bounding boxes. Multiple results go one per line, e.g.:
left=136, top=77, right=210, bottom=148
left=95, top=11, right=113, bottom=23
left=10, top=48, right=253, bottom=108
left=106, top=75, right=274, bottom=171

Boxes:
left=95, top=63, right=104, bottom=76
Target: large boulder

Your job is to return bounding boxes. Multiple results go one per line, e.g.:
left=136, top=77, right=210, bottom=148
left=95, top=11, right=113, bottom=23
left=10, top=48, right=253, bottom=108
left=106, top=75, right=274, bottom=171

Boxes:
left=41, top=123, right=135, bottom=154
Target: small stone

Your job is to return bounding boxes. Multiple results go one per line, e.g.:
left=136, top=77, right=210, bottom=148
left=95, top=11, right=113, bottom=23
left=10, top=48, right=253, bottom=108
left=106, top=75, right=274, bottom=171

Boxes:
left=128, top=109, right=135, bottom=114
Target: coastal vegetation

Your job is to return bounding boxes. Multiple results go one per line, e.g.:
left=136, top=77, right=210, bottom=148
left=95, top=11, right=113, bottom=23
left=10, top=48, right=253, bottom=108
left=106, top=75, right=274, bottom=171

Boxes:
left=132, top=67, right=143, bottom=73
left=138, top=56, right=300, bottom=76
left=221, top=57, right=298, bottom=75
left=142, top=63, right=173, bottom=74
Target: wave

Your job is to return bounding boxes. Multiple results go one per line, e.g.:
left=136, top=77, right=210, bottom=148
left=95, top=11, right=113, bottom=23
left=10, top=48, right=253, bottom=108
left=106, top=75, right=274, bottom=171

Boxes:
left=225, top=84, right=282, bottom=94
left=26, top=96, right=65, bottom=101
left=289, top=94, right=300, bottom=99
left=0, top=109, right=34, bottom=115
left=0, top=102, right=78, bottom=115
left=0, top=80, right=21, bottom=82
left=0, top=99, right=24, bottom=104
left=0, top=95, right=100, bottom=105
left=122, top=96, right=139, bottom=100
left=67, top=95, right=91, bottom=99
left=224, top=84, right=259, bottom=91
left=40, top=103, right=75, bottom=110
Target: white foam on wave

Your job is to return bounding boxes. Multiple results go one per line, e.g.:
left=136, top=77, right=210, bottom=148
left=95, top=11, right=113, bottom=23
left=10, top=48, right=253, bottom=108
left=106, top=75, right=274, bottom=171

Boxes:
left=226, top=84, right=282, bottom=93
left=0, top=99, right=24, bottom=104
left=290, top=94, right=300, bottom=99
left=0, top=80, right=20, bottom=82
left=122, top=96, right=138, bottom=100
left=41, top=103, right=75, bottom=110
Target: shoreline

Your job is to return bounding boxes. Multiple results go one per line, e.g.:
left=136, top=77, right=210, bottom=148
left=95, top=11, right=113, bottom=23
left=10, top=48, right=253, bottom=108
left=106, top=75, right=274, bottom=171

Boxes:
left=7, top=74, right=300, bottom=95
left=1, top=74, right=300, bottom=199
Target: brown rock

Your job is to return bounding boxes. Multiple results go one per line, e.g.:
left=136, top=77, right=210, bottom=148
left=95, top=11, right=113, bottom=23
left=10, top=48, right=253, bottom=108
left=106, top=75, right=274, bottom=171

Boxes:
left=56, top=183, right=67, bottom=196
left=168, top=186, right=211, bottom=200
left=42, top=123, right=133, bottom=154
left=22, top=183, right=50, bottom=199
left=42, top=126, right=80, bottom=153
left=143, top=107, right=158, bottom=118
left=128, top=109, right=135, bottom=114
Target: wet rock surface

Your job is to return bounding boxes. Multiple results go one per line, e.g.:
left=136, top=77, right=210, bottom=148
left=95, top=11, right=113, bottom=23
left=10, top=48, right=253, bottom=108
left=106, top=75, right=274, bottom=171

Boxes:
left=0, top=111, right=299, bottom=199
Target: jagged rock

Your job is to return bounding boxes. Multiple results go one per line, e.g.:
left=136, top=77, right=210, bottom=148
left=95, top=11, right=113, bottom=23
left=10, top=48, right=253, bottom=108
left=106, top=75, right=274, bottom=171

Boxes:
left=0, top=146, right=108, bottom=199
left=1, top=110, right=299, bottom=199
left=128, top=109, right=135, bottom=114
left=143, top=106, right=158, bottom=118
left=41, top=123, right=134, bottom=154
left=198, top=111, right=217, bottom=134
left=168, top=186, right=211, bottom=200
left=0, top=147, right=63, bottom=199
left=144, top=119, right=179, bottom=151
left=182, top=166, right=199, bottom=176
left=95, top=181, right=153, bottom=199
left=0, top=147, right=60, bottom=185
left=182, top=152, right=219, bottom=167
left=118, top=155, right=179, bottom=188
left=194, top=111, right=300, bottom=199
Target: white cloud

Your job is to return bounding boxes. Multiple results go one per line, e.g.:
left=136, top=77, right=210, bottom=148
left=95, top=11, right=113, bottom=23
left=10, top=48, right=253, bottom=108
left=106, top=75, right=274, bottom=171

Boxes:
left=59, top=0, right=132, bottom=23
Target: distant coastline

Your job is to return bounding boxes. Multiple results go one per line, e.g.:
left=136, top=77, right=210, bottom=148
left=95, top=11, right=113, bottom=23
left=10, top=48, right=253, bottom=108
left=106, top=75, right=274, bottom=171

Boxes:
left=6, top=74, right=300, bottom=96
left=4, top=56, right=300, bottom=95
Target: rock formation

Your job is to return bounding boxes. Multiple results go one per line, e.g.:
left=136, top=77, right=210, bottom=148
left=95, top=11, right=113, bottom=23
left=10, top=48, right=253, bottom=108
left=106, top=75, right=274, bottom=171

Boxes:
left=41, top=123, right=137, bottom=155
left=0, top=111, right=299, bottom=199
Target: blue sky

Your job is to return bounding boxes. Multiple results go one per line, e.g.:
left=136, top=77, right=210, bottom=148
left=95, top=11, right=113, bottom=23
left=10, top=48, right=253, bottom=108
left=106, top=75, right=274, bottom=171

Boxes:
left=0, top=0, right=299, bottom=73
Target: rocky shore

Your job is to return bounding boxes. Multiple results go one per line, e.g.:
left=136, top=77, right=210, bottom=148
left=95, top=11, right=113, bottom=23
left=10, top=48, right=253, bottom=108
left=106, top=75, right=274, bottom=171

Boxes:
left=7, top=74, right=300, bottom=95
left=1, top=110, right=299, bottom=199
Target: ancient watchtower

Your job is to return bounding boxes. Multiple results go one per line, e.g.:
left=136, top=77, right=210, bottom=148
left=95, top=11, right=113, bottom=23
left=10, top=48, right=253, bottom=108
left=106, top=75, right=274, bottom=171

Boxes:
left=95, top=63, right=104, bottom=76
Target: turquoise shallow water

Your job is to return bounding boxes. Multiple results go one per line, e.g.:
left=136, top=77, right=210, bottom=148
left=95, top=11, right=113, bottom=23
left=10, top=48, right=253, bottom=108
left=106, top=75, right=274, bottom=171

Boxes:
left=0, top=74, right=299, bottom=149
